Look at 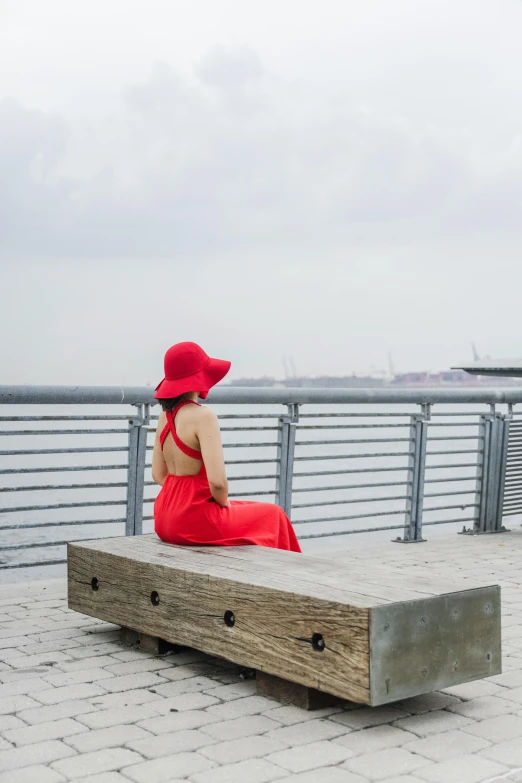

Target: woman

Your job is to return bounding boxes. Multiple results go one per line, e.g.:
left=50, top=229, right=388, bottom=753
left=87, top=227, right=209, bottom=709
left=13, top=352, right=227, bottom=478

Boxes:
left=152, top=341, right=301, bottom=552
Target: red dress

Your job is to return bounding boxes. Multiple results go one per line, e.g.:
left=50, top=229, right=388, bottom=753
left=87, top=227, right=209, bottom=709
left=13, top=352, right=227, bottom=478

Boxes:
left=154, top=401, right=301, bottom=553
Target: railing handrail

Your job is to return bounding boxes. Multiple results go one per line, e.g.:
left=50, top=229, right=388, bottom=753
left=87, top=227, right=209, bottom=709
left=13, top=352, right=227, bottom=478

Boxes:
left=2, top=384, right=522, bottom=406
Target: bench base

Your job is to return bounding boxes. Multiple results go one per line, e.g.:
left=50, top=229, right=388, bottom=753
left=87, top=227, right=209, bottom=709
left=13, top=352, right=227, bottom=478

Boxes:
left=256, top=671, right=340, bottom=710
left=120, top=627, right=177, bottom=655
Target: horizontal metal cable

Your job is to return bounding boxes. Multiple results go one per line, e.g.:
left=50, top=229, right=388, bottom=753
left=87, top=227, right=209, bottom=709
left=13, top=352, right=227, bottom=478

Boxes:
left=224, top=458, right=280, bottom=465
left=292, top=480, right=410, bottom=493
left=293, top=466, right=409, bottom=477
left=296, top=423, right=409, bottom=430
left=0, top=558, right=67, bottom=570
left=0, top=415, right=131, bottom=421
left=425, top=462, right=477, bottom=470
left=503, top=508, right=522, bottom=516
left=299, top=412, right=416, bottom=418
left=422, top=516, right=476, bottom=527
left=0, top=464, right=128, bottom=475
left=293, top=451, right=411, bottom=462
left=423, top=489, right=476, bottom=499
left=427, top=449, right=480, bottom=455
left=423, top=503, right=479, bottom=512
left=0, top=429, right=128, bottom=436
left=0, top=447, right=129, bottom=455
left=292, top=508, right=405, bottom=524
left=298, top=523, right=404, bottom=539
left=0, top=499, right=125, bottom=514
left=1, top=539, right=101, bottom=552
left=295, top=438, right=410, bottom=446
left=425, top=475, right=477, bottom=484
left=147, top=426, right=279, bottom=433
left=0, top=482, right=127, bottom=493
left=427, top=436, right=483, bottom=441
left=292, top=494, right=408, bottom=509
left=0, top=518, right=125, bottom=531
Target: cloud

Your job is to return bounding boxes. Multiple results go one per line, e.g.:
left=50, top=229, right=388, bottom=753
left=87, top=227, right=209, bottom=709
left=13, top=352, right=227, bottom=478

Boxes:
left=1, top=45, right=521, bottom=261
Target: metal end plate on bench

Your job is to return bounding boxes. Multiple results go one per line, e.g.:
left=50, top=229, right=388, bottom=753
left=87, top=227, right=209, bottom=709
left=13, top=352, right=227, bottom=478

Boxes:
left=369, top=585, right=501, bottom=706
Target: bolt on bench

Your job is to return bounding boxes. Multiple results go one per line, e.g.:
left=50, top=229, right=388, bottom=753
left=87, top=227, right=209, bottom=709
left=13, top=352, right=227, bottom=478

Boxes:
left=68, top=535, right=501, bottom=708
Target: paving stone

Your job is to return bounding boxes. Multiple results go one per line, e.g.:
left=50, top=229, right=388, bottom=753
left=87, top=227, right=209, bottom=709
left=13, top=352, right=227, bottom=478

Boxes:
left=266, top=718, right=348, bottom=747
left=76, top=704, right=161, bottom=730
left=378, top=777, right=427, bottom=783
left=64, top=723, right=151, bottom=753
left=17, top=698, right=100, bottom=724
left=200, top=715, right=281, bottom=741
left=136, top=709, right=220, bottom=735
left=442, top=679, right=504, bottom=700
left=462, top=713, right=522, bottom=743
left=0, top=765, right=67, bottom=783
left=17, top=639, right=81, bottom=655
left=0, top=694, right=42, bottom=715
left=6, top=651, right=74, bottom=669
left=191, top=758, right=287, bottom=783
left=88, top=689, right=162, bottom=709
left=201, top=735, right=287, bottom=764
left=43, top=668, right=114, bottom=687
left=67, top=643, right=120, bottom=659
left=150, top=692, right=219, bottom=712
left=52, top=747, right=144, bottom=779
left=394, top=692, right=461, bottom=714
left=266, top=739, right=354, bottom=772
left=57, top=655, right=118, bottom=672
left=155, top=663, right=207, bottom=681
left=333, top=725, right=413, bottom=755
left=263, top=704, right=344, bottom=725
left=275, top=771, right=368, bottom=783
left=343, top=747, right=428, bottom=780
left=0, top=738, right=12, bottom=750
left=479, top=735, right=522, bottom=765
left=415, top=754, right=509, bottom=783
left=76, top=775, right=134, bottom=783
left=331, top=707, right=408, bottom=730
left=203, top=680, right=258, bottom=701
left=0, top=636, right=31, bottom=650
left=97, top=672, right=168, bottom=693
left=393, top=710, right=474, bottom=737
left=0, top=714, right=25, bottom=731
left=488, top=670, right=522, bottom=688
left=447, top=695, right=518, bottom=719
left=153, top=675, right=218, bottom=698
left=103, top=658, right=174, bottom=676
left=34, top=682, right=108, bottom=704
left=122, top=752, right=215, bottom=782
left=495, top=685, right=522, bottom=704
left=127, top=728, right=216, bottom=758
left=0, top=677, right=50, bottom=697
left=3, top=717, right=86, bottom=746
left=401, top=728, right=491, bottom=761
left=204, top=695, right=279, bottom=720
left=0, top=739, right=76, bottom=774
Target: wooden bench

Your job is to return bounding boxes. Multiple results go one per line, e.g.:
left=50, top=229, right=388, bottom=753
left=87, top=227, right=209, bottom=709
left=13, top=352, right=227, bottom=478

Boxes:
left=68, top=535, right=501, bottom=708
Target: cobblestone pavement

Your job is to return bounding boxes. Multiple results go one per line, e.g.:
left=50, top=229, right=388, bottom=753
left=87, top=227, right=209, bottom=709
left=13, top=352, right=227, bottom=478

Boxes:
left=1, top=528, right=522, bottom=782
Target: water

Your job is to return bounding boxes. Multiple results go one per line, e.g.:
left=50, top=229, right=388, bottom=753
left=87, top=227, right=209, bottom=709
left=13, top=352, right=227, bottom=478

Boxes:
left=0, top=401, right=512, bottom=584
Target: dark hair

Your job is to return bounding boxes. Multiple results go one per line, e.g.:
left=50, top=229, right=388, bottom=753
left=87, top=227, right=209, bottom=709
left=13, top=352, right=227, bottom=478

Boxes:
left=158, top=395, right=185, bottom=412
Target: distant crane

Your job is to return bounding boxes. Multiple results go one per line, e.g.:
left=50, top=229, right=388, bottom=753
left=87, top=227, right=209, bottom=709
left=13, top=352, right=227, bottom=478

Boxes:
left=471, top=342, right=480, bottom=362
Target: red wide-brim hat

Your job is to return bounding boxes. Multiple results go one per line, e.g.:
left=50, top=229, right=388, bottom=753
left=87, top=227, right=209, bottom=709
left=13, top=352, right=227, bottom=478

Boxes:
left=154, top=342, right=231, bottom=399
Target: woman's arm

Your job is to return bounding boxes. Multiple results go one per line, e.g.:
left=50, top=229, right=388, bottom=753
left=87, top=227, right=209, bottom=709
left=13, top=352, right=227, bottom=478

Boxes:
left=151, top=412, right=169, bottom=486
left=197, top=407, right=229, bottom=506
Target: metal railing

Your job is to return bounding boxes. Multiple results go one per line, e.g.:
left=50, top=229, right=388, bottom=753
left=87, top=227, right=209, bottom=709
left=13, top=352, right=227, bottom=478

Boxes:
left=1, top=384, right=522, bottom=574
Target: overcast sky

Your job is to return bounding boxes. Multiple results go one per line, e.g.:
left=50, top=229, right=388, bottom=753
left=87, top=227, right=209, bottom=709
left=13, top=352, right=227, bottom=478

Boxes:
left=1, top=0, right=522, bottom=385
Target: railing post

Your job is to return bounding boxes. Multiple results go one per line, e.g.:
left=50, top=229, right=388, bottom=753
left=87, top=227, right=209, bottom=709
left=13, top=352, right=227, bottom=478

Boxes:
left=126, top=403, right=150, bottom=536
left=464, top=407, right=509, bottom=535
left=397, top=403, right=430, bottom=542
left=275, top=403, right=299, bottom=518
